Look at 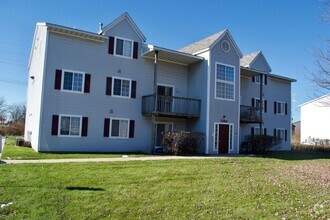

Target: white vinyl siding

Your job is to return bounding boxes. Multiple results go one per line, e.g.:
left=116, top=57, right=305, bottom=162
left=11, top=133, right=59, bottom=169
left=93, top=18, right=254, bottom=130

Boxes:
left=215, top=63, right=235, bottom=101
left=59, top=115, right=82, bottom=137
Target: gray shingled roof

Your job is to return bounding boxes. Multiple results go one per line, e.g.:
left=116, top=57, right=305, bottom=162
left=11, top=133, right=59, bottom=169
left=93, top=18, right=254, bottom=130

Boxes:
left=240, top=51, right=261, bottom=67
left=179, top=30, right=226, bottom=54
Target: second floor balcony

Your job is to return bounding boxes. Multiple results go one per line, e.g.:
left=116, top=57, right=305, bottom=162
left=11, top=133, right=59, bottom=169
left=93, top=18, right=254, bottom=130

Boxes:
left=142, top=94, right=201, bottom=119
left=240, top=105, right=262, bottom=123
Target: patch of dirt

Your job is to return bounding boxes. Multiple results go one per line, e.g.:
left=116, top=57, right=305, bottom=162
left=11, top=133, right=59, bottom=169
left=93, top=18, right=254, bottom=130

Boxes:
left=281, top=163, right=330, bottom=189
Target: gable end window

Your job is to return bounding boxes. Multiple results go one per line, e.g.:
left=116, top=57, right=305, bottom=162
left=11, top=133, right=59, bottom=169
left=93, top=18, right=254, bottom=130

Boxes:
left=115, top=37, right=133, bottom=58
left=215, top=63, right=235, bottom=101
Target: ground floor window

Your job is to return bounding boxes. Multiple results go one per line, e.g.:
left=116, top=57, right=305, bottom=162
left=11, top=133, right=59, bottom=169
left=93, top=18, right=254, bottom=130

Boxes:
left=276, top=129, right=285, bottom=142
left=59, top=115, right=82, bottom=136
left=110, top=118, right=129, bottom=138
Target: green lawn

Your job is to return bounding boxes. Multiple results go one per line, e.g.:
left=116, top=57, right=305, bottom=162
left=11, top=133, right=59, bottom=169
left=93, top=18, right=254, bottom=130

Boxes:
left=1, top=137, right=148, bottom=160
left=0, top=155, right=329, bottom=219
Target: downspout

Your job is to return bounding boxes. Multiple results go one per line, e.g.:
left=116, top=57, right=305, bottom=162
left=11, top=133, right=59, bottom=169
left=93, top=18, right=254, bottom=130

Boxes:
left=150, top=50, right=158, bottom=153
left=259, top=74, right=263, bottom=151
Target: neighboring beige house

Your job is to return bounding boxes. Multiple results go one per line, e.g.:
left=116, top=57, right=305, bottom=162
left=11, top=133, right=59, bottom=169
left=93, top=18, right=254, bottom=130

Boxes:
left=300, top=94, right=330, bottom=145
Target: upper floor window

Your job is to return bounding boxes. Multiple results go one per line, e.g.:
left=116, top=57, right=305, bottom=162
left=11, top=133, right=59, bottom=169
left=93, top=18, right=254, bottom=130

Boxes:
left=253, top=74, right=267, bottom=85
left=55, top=69, right=91, bottom=94
left=63, top=71, right=84, bottom=92
left=275, top=101, right=287, bottom=115
left=113, top=77, right=131, bottom=98
left=115, top=37, right=133, bottom=58
left=215, top=63, right=235, bottom=101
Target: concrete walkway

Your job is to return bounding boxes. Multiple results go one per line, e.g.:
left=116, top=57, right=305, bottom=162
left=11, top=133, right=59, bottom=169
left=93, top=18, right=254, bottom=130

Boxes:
left=0, top=155, right=230, bottom=164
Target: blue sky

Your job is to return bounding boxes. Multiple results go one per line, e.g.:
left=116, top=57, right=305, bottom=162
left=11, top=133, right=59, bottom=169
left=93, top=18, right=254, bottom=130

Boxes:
left=0, top=0, right=329, bottom=121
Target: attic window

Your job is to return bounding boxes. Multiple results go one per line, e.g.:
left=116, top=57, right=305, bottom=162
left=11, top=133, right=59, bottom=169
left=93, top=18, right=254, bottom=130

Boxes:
left=221, top=40, right=230, bottom=53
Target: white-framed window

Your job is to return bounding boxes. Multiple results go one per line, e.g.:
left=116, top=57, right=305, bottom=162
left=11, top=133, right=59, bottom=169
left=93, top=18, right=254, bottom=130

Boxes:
left=277, top=101, right=286, bottom=115
left=254, top=127, right=266, bottom=136
left=114, top=37, right=133, bottom=58
left=254, top=75, right=266, bottom=85
left=62, top=70, right=85, bottom=93
left=110, top=118, right=129, bottom=138
left=254, top=98, right=267, bottom=113
left=59, top=114, right=82, bottom=137
left=113, top=77, right=131, bottom=98
left=276, top=129, right=285, bottom=142
left=215, top=63, right=235, bottom=101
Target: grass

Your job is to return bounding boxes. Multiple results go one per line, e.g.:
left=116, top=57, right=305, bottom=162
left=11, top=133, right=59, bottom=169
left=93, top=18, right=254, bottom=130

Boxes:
left=1, top=136, right=148, bottom=160
left=0, top=155, right=329, bottom=219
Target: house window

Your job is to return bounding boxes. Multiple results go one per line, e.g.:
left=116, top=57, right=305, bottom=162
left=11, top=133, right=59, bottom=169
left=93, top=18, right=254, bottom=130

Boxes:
left=254, top=75, right=267, bottom=85
left=113, top=77, right=131, bottom=98
left=276, top=129, right=285, bottom=142
left=110, top=118, right=129, bottom=138
left=115, top=37, right=133, bottom=58
left=215, top=63, right=235, bottom=100
left=59, top=115, right=82, bottom=137
left=62, top=71, right=84, bottom=92
left=277, top=102, right=285, bottom=115
left=254, top=98, right=267, bottom=113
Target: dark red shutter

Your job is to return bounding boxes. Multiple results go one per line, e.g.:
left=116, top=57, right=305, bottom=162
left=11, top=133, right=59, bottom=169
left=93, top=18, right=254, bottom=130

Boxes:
left=252, top=76, right=255, bottom=83
left=129, top=120, right=135, bottom=138
left=51, top=115, right=59, bottom=135
left=251, top=127, right=254, bottom=137
left=55, top=69, right=62, bottom=90
left=108, top=36, right=114, bottom=54
left=84, top=74, right=91, bottom=93
left=104, top=118, right=110, bottom=137
left=81, top=117, right=88, bottom=137
left=274, top=129, right=277, bottom=143
left=285, top=129, right=288, bottom=141
left=251, top=98, right=255, bottom=107
left=274, top=101, right=277, bottom=114
left=131, top=80, right=137, bottom=98
left=264, top=75, right=268, bottom=85
left=106, top=77, right=112, bottom=96
left=285, top=103, right=288, bottom=115
left=133, top=42, right=138, bottom=59
left=264, top=100, right=267, bottom=113
left=264, top=128, right=267, bottom=136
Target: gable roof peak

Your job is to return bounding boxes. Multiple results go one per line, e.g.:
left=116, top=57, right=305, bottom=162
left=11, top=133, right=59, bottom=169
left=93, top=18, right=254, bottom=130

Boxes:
left=241, top=50, right=272, bottom=72
left=102, top=12, right=146, bottom=42
left=179, top=29, right=242, bottom=57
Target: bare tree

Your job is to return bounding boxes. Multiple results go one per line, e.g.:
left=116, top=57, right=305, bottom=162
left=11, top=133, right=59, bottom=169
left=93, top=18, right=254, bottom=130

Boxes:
left=0, top=97, right=7, bottom=124
left=8, top=104, right=26, bottom=123
left=307, top=0, right=330, bottom=101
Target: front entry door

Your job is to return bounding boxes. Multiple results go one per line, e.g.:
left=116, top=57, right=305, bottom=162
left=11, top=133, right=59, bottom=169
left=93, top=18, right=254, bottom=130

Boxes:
left=155, top=123, right=173, bottom=147
left=219, top=124, right=229, bottom=154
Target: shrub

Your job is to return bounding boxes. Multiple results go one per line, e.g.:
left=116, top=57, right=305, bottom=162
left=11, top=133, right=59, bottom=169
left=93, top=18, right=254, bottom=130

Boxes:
left=243, top=135, right=277, bottom=154
left=161, top=131, right=204, bottom=155
left=291, top=143, right=330, bottom=152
